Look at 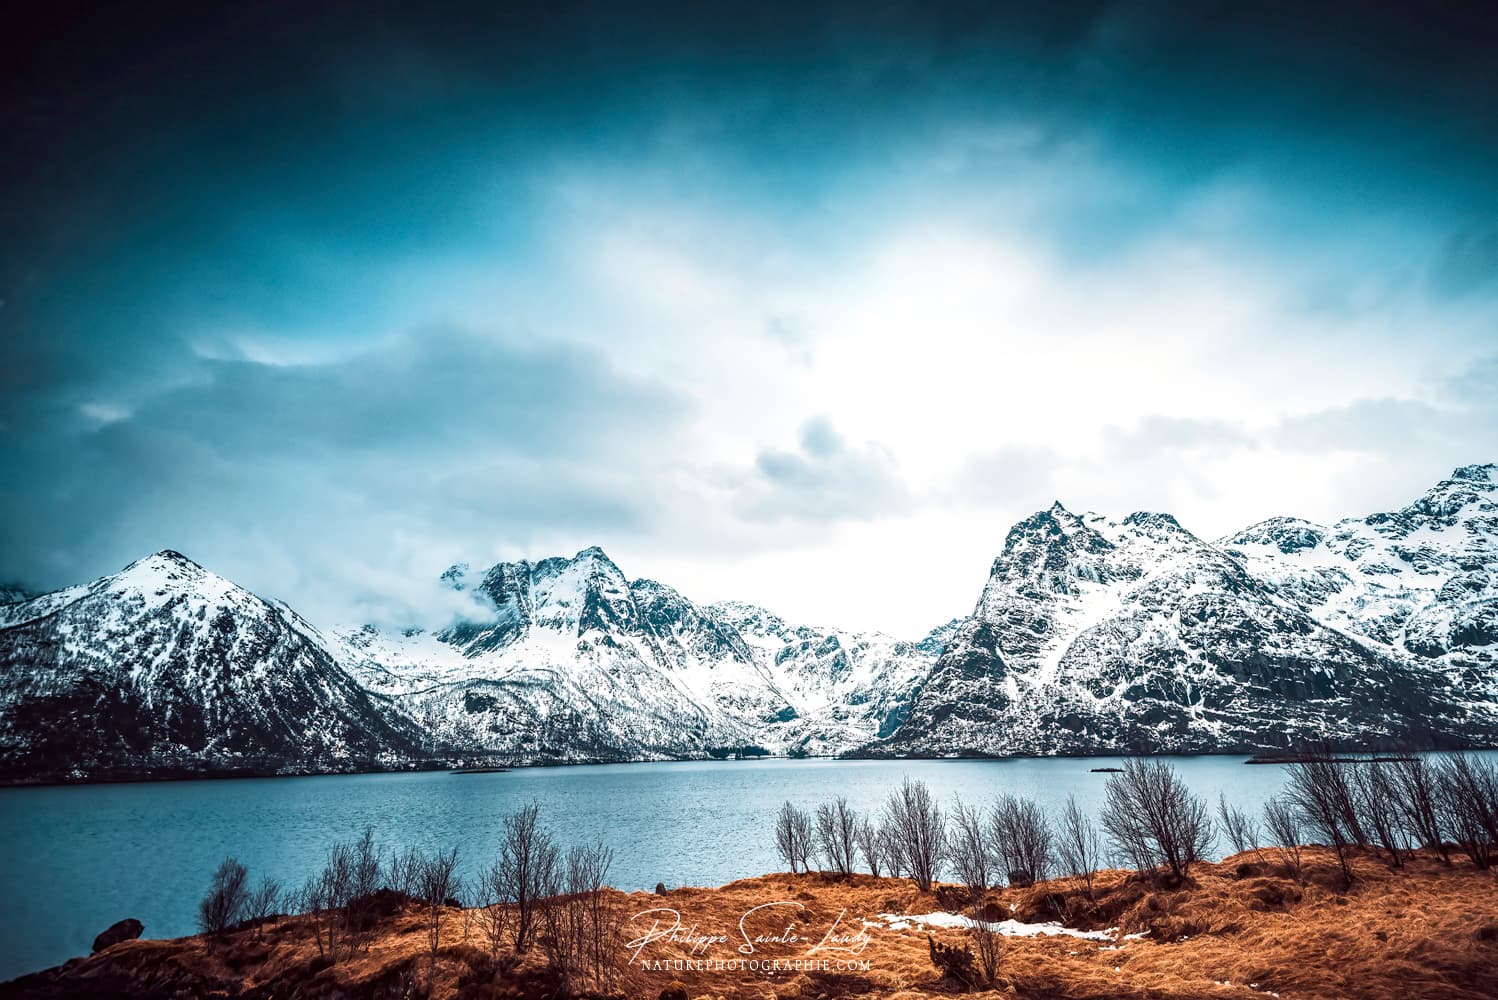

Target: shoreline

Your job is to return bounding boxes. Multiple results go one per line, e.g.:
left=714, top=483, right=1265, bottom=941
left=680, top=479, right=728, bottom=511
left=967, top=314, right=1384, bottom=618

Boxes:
left=7, top=847, right=1496, bottom=998
left=6, top=745, right=1481, bottom=790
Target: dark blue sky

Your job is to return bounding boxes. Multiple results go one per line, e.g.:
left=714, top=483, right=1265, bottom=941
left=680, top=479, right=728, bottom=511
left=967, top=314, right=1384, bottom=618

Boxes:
left=4, top=1, right=1497, bottom=631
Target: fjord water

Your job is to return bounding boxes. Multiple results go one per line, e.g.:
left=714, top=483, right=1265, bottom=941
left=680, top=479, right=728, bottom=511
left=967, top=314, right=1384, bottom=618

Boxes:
left=0, top=754, right=1467, bottom=980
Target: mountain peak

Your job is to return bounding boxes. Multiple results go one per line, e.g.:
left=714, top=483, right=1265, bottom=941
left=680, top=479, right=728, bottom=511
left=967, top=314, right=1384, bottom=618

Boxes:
left=1220, top=516, right=1328, bottom=553
left=557, top=545, right=625, bottom=582
left=1122, top=511, right=1184, bottom=533
left=1450, top=463, right=1496, bottom=485
left=148, top=549, right=200, bottom=567
left=116, top=549, right=208, bottom=581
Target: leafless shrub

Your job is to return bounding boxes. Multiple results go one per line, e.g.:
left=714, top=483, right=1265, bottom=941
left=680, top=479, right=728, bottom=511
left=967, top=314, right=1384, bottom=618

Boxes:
left=245, top=876, right=281, bottom=939
left=344, top=827, right=385, bottom=952
left=792, top=806, right=815, bottom=872
left=418, top=846, right=462, bottom=963
left=539, top=842, right=623, bottom=996
left=855, top=817, right=886, bottom=877
left=967, top=908, right=1002, bottom=986
left=1262, top=794, right=1303, bottom=876
left=578, top=845, right=625, bottom=994
left=989, top=794, right=1053, bottom=888
left=884, top=778, right=947, bottom=893
left=387, top=845, right=424, bottom=899
left=1436, top=753, right=1498, bottom=870
left=303, top=841, right=353, bottom=958
left=1055, top=794, right=1102, bottom=897
left=1389, top=756, right=1449, bottom=863
left=814, top=797, right=860, bottom=875
left=1216, top=793, right=1266, bottom=863
left=1100, top=759, right=1212, bottom=884
left=774, top=801, right=814, bottom=874
left=499, top=801, right=560, bottom=951
left=475, top=859, right=514, bottom=958
left=947, top=796, right=991, bottom=901
left=1352, top=761, right=1407, bottom=868
left=198, top=857, right=250, bottom=938
left=880, top=819, right=906, bottom=879
left=1285, top=753, right=1362, bottom=884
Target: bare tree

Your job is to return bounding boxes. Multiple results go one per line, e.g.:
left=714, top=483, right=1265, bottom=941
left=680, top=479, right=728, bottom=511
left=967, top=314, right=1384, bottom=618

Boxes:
left=245, top=876, right=281, bottom=940
left=576, top=844, right=623, bottom=995
left=855, top=817, right=886, bottom=877
left=774, top=801, right=812, bottom=874
left=307, top=839, right=356, bottom=959
left=791, top=805, right=815, bottom=873
left=1388, top=756, right=1449, bottom=863
left=879, top=820, right=906, bottom=879
left=198, top=857, right=250, bottom=938
left=967, top=906, right=1002, bottom=987
left=499, top=802, right=561, bottom=951
left=989, top=794, right=1054, bottom=888
left=814, top=797, right=860, bottom=875
left=1437, top=753, right=1498, bottom=870
left=540, top=842, right=620, bottom=996
left=947, top=796, right=991, bottom=901
left=1055, top=794, right=1102, bottom=897
left=884, top=778, right=947, bottom=892
left=1285, top=754, right=1362, bottom=884
left=1262, top=794, right=1303, bottom=877
left=418, top=847, right=462, bottom=963
left=1216, top=793, right=1266, bottom=863
left=475, top=859, right=514, bottom=958
left=1100, top=759, right=1213, bottom=884
left=387, top=845, right=424, bottom=899
left=300, top=876, right=329, bottom=957
left=346, top=827, right=385, bottom=952
left=1352, top=761, right=1407, bottom=868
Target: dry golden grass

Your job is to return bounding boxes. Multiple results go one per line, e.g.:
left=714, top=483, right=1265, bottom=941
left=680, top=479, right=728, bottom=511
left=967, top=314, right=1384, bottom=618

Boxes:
left=7, top=847, right=1497, bottom=999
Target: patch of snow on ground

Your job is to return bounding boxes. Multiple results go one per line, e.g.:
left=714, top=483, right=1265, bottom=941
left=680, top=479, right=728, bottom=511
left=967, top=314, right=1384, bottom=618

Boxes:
left=880, top=911, right=1120, bottom=941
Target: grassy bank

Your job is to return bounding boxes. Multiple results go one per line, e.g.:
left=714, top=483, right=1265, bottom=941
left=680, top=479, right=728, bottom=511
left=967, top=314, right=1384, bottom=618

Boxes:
left=6, top=846, right=1497, bottom=1000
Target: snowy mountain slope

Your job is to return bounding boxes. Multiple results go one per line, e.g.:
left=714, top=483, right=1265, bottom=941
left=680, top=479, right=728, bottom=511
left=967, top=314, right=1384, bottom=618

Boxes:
left=3, top=465, right=1495, bottom=781
left=870, top=465, right=1498, bottom=756
left=1220, top=463, right=1498, bottom=691
left=333, top=547, right=944, bottom=761
left=708, top=600, right=938, bottom=754
left=0, top=551, right=424, bottom=781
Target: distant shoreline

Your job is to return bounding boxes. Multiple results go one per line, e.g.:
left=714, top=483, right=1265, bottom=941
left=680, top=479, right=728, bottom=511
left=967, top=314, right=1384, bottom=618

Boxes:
left=4, top=745, right=1484, bottom=789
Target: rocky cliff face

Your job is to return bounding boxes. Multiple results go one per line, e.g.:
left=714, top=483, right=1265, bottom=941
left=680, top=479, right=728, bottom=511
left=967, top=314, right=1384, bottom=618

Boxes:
left=871, top=465, right=1498, bottom=756
left=0, top=552, right=423, bottom=781
left=1220, top=464, right=1498, bottom=695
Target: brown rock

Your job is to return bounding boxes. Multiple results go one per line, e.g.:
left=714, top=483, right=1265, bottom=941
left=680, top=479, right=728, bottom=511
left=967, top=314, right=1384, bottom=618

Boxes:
left=91, top=919, right=143, bottom=954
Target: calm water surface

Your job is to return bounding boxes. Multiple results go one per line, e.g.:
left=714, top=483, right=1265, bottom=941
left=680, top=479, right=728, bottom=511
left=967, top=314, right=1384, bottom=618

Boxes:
left=1, top=753, right=1479, bottom=980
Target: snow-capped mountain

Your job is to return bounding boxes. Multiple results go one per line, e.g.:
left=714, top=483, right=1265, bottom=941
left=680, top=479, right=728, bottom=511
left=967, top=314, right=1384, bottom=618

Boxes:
left=2, top=465, right=1495, bottom=781
left=334, top=547, right=942, bottom=761
left=1220, top=464, right=1497, bottom=690
left=871, top=464, right=1498, bottom=756
left=0, top=551, right=424, bottom=781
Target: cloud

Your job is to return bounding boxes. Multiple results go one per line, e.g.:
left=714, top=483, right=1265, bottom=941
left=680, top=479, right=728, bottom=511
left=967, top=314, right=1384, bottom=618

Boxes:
left=1429, top=227, right=1498, bottom=299
left=6, top=4, right=1498, bottom=635
left=0, top=328, right=687, bottom=626
left=1103, top=415, right=1254, bottom=459
left=953, top=446, right=1060, bottom=506
left=732, top=417, right=911, bottom=523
